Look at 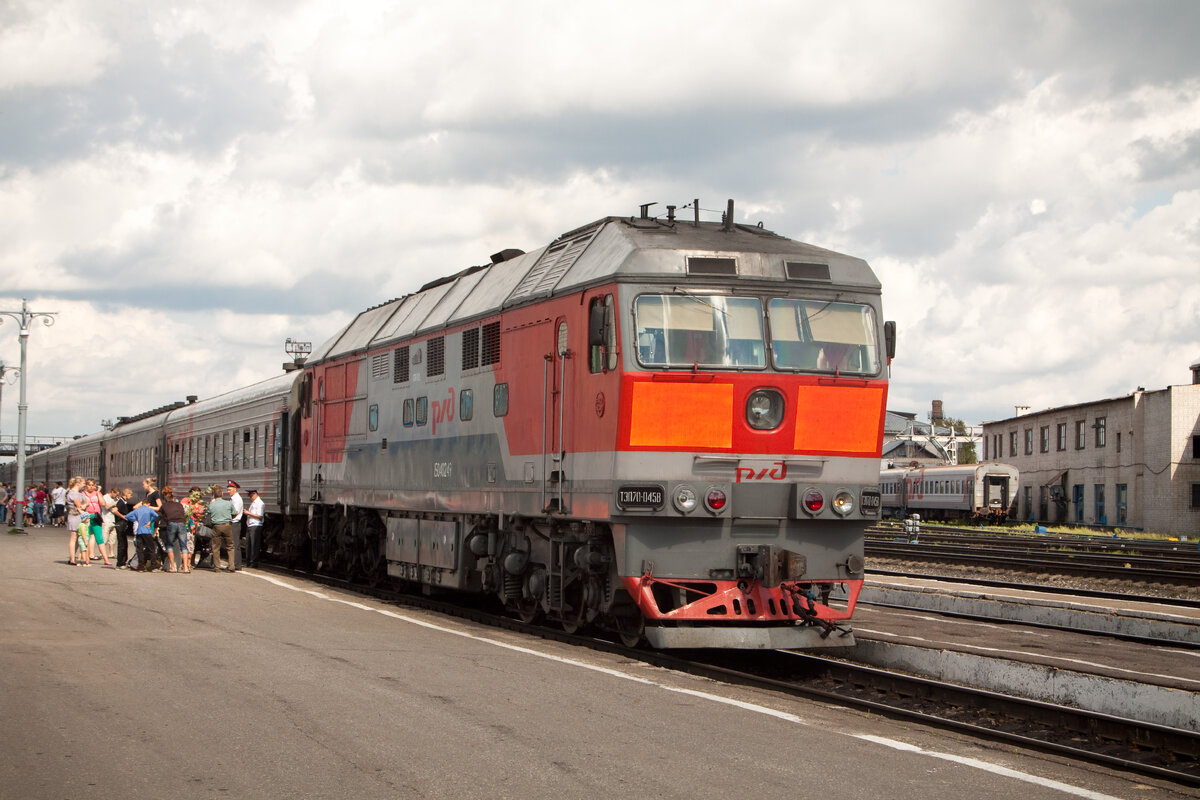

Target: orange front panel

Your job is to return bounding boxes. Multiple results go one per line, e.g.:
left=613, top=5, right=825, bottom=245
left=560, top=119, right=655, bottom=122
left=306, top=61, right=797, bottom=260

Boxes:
left=793, top=384, right=885, bottom=455
left=628, top=382, right=733, bottom=448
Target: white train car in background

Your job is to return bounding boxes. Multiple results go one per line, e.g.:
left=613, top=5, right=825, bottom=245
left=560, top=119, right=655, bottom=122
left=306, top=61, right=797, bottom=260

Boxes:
left=880, top=462, right=1019, bottom=522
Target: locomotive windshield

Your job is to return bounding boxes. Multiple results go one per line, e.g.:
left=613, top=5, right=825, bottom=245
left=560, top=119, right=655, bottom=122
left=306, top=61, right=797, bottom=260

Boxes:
left=633, top=293, right=881, bottom=374
left=768, top=299, right=880, bottom=375
left=634, top=295, right=766, bottom=368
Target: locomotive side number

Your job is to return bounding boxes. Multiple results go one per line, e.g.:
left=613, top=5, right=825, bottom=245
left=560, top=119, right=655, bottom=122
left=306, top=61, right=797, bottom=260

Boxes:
left=434, top=461, right=453, bottom=479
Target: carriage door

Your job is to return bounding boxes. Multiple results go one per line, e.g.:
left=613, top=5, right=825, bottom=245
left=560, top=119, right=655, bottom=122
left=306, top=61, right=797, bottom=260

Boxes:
left=984, top=475, right=1008, bottom=510
left=544, top=317, right=572, bottom=512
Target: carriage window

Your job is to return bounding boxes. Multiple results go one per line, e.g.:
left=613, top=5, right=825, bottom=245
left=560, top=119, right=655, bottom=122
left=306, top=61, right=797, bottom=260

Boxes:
left=768, top=299, right=880, bottom=375
left=403, top=399, right=414, bottom=427
left=634, top=294, right=765, bottom=369
left=415, top=396, right=428, bottom=426
left=369, top=404, right=379, bottom=432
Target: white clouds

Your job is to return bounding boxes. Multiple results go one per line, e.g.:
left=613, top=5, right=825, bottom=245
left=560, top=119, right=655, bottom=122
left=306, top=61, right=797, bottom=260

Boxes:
left=1, top=0, right=1199, bottom=437
left=0, top=1, right=115, bottom=90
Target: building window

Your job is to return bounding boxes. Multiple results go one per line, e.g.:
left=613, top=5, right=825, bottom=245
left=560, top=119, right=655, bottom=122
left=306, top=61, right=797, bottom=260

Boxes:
left=1009, top=431, right=1017, bottom=457
left=1072, top=484, right=1084, bottom=522
left=1040, top=426, right=1049, bottom=453
left=1024, top=429, right=1033, bottom=455
left=427, top=337, right=445, bottom=378
left=1074, top=420, right=1086, bottom=449
left=1193, top=435, right=1200, bottom=459
left=1056, top=423, right=1067, bottom=451
left=1191, top=483, right=1200, bottom=509
left=1094, top=483, right=1105, bottom=525
left=1116, top=484, right=1128, bottom=524
left=1117, top=432, right=1122, bottom=453
left=1094, top=417, right=1106, bottom=447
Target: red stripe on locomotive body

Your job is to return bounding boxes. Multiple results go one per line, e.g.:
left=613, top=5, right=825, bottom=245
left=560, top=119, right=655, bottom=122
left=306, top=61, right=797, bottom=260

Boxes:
left=618, top=372, right=888, bottom=457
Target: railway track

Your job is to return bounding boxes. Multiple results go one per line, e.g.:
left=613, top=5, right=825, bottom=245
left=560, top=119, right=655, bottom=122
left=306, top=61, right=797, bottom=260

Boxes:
left=866, top=528, right=1200, bottom=585
left=261, top=559, right=1200, bottom=789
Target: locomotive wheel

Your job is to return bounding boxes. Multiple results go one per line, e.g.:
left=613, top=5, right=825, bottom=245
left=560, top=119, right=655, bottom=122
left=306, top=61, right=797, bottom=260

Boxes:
left=515, top=595, right=541, bottom=624
left=611, top=607, right=645, bottom=648
left=559, top=581, right=587, bottom=634
left=357, top=510, right=386, bottom=584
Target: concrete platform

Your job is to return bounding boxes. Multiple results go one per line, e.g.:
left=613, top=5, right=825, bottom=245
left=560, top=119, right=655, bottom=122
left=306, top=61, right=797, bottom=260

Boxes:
left=3, top=528, right=1189, bottom=800
left=848, top=575, right=1200, bottom=731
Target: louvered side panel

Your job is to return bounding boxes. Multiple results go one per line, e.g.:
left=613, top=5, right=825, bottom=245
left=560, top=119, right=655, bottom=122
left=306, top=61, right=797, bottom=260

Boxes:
left=506, top=231, right=596, bottom=304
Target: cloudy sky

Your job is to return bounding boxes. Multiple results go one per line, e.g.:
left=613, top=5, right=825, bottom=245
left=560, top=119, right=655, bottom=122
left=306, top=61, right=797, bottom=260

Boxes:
left=1, top=0, right=1197, bottom=445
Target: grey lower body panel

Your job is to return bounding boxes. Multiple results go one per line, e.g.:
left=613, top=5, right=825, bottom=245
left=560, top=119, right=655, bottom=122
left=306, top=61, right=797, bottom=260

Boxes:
left=644, top=625, right=855, bottom=650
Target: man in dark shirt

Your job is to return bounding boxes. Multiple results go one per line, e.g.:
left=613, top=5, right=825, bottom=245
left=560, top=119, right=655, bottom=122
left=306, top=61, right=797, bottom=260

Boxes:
left=113, top=488, right=135, bottom=568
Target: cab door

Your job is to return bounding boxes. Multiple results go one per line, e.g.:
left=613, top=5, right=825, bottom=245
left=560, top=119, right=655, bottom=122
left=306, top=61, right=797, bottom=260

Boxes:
left=544, top=317, right=572, bottom=512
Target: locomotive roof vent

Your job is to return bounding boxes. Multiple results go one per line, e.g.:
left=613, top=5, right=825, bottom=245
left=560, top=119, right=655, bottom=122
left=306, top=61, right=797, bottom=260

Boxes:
left=785, top=261, right=832, bottom=282
left=491, top=248, right=525, bottom=265
left=687, top=256, right=737, bottom=276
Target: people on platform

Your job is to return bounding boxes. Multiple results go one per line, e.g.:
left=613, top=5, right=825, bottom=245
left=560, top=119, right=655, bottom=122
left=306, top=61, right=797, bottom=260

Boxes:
left=244, top=488, right=264, bottom=568
left=138, top=477, right=162, bottom=513
left=43, top=476, right=262, bottom=573
left=101, top=487, right=119, bottom=562
left=227, top=481, right=244, bottom=570
left=158, top=487, right=189, bottom=574
left=33, top=484, right=47, bottom=527
left=52, top=481, right=66, bottom=526
left=206, top=484, right=236, bottom=571
left=0, top=482, right=8, bottom=525
left=82, top=479, right=111, bottom=566
left=126, top=499, right=159, bottom=571
left=66, top=476, right=85, bottom=565
left=114, top=487, right=134, bottom=569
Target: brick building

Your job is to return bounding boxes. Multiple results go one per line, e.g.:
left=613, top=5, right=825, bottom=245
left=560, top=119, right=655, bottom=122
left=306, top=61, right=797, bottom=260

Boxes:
left=981, top=368, right=1200, bottom=536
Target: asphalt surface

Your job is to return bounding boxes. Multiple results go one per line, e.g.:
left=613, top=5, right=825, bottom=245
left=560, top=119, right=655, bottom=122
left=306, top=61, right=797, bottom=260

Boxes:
left=1, top=528, right=1193, bottom=800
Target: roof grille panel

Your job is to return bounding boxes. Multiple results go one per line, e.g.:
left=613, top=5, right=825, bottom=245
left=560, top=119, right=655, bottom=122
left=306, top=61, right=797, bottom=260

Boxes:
left=508, top=232, right=595, bottom=303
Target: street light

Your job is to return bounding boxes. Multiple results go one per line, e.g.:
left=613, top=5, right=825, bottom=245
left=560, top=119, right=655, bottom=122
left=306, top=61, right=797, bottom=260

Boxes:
left=0, top=361, right=20, bottom=440
left=0, top=300, right=57, bottom=533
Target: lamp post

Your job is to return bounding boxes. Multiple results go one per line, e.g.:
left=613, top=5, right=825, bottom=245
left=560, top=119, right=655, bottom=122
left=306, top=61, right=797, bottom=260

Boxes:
left=0, top=361, right=19, bottom=439
left=0, top=362, right=19, bottom=528
left=0, top=300, right=57, bottom=532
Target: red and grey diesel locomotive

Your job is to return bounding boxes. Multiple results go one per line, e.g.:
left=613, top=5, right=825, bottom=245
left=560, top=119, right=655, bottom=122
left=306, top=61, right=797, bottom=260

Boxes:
left=14, top=203, right=895, bottom=649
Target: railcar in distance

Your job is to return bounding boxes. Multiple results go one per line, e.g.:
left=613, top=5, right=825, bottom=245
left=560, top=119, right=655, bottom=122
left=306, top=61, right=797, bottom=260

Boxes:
left=879, top=462, right=1019, bottom=522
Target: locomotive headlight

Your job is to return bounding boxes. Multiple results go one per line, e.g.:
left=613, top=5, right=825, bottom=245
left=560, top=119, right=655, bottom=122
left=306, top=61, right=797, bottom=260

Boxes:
left=746, top=389, right=784, bottom=430
left=673, top=485, right=698, bottom=514
left=802, top=489, right=824, bottom=514
left=832, top=490, right=855, bottom=516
